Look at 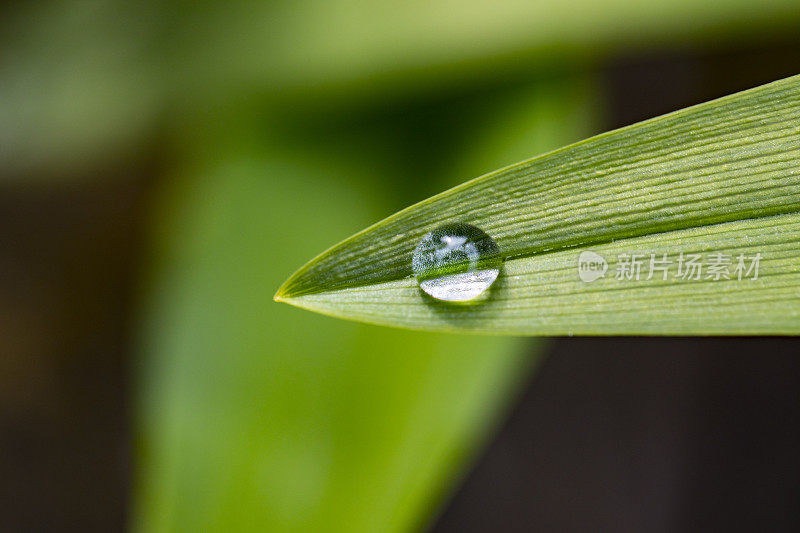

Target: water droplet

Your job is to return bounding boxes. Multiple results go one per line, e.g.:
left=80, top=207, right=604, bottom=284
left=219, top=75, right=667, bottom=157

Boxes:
left=412, top=222, right=502, bottom=302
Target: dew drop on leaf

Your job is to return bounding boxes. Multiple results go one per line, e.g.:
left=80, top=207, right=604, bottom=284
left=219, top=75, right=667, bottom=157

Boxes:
left=412, top=222, right=502, bottom=302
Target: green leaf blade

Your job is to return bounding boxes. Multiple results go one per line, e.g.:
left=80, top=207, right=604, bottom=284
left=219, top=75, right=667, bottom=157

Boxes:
left=277, top=75, right=800, bottom=335
left=284, top=212, right=800, bottom=334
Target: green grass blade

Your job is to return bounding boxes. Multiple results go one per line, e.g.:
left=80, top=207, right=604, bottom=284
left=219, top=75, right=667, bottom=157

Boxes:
left=277, top=74, right=800, bottom=335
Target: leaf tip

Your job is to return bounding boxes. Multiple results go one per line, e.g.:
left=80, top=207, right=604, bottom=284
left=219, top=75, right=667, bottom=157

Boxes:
left=274, top=266, right=311, bottom=302
left=273, top=278, right=293, bottom=303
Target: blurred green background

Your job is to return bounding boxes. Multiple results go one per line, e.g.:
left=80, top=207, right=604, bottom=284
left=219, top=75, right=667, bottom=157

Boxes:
left=2, top=1, right=800, bottom=531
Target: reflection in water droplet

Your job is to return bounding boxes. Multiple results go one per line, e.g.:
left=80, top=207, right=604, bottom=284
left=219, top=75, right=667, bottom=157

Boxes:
left=412, top=222, right=502, bottom=302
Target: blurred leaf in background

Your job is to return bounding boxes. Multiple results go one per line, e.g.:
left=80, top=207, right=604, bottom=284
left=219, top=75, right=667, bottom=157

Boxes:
left=134, top=72, right=599, bottom=531
left=3, top=0, right=799, bottom=177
